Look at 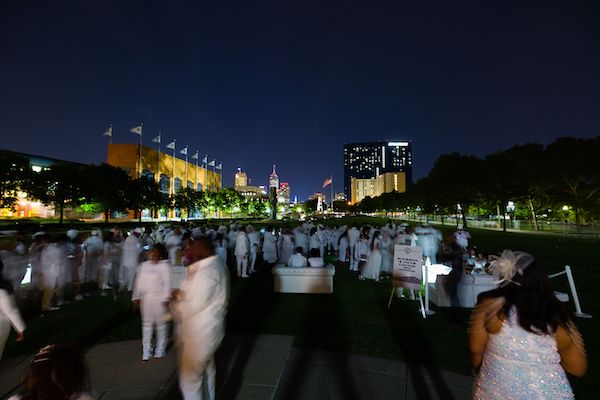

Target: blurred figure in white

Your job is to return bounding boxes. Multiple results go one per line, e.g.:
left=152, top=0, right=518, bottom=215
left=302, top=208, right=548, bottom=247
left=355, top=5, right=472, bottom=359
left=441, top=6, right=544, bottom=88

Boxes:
left=121, top=229, right=142, bottom=292
left=307, top=248, right=324, bottom=267
left=380, top=230, right=393, bottom=277
left=415, top=225, right=441, bottom=264
left=278, top=229, right=294, bottom=265
left=0, top=235, right=28, bottom=303
left=165, top=227, right=183, bottom=266
left=347, top=225, right=360, bottom=267
left=288, top=247, right=308, bottom=268
left=454, top=227, right=471, bottom=250
left=293, top=227, right=308, bottom=256
left=262, top=225, right=278, bottom=264
left=362, top=231, right=382, bottom=281
left=174, top=237, right=229, bottom=400
left=246, top=225, right=260, bottom=274
left=65, top=229, right=83, bottom=301
left=214, top=233, right=228, bottom=265
left=39, top=236, right=66, bottom=312
left=132, top=244, right=171, bottom=361
left=0, top=258, right=25, bottom=359
left=234, top=227, right=250, bottom=278
left=82, top=230, right=103, bottom=285
left=338, top=231, right=349, bottom=262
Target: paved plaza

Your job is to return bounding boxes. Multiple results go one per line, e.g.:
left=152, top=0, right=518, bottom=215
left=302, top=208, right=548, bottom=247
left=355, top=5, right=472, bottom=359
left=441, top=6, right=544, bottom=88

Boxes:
left=0, top=334, right=473, bottom=400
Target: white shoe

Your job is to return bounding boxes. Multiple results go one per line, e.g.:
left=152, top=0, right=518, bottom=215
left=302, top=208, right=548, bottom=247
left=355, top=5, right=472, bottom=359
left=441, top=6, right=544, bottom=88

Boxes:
left=74, top=295, right=83, bottom=301
left=154, top=352, right=165, bottom=359
left=142, top=355, right=151, bottom=361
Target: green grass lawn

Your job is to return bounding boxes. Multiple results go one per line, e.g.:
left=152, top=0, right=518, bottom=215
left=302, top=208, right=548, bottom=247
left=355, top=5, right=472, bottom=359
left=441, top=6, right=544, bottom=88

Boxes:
left=3, top=217, right=598, bottom=399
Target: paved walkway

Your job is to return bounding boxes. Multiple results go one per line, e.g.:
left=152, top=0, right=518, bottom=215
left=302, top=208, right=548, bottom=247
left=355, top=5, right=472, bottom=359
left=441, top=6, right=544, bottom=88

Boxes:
left=0, top=335, right=473, bottom=400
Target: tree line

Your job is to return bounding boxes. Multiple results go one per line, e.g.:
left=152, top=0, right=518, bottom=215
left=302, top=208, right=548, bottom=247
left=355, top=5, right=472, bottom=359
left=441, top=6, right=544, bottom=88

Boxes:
left=0, top=152, right=269, bottom=223
left=351, top=136, right=600, bottom=230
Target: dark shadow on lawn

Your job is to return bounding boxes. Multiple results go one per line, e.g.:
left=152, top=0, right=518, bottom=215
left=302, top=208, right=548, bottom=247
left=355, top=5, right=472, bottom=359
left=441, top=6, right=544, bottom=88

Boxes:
left=381, top=298, right=456, bottom=400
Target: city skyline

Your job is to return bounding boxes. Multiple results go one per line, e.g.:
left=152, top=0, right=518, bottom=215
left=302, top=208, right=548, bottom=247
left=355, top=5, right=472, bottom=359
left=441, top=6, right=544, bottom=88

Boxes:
left=2, top=2, right=600, bottom=200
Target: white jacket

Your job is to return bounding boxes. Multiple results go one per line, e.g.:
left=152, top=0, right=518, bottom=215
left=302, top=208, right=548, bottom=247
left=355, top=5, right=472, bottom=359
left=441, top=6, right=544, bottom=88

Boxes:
left=175, top=255, right=229, bottom=356
left=234, top=232, right=249, bottom=256
left=132, top=260, right=171, bottom=302
left=121, top=235, right=141, bottom=268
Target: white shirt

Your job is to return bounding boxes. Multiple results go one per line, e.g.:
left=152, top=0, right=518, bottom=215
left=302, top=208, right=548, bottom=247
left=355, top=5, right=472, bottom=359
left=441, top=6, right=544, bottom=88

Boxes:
left=132, top=260, right=171, bottom=302
left=307, top=257, right=324, bottom=267
left=121, top=235, right=141, bottom=267
left=287, top=253, right=307, bottom=268
left=175, top=255, right=229, bottom=352
left=234, top=232, right=249, bottom=256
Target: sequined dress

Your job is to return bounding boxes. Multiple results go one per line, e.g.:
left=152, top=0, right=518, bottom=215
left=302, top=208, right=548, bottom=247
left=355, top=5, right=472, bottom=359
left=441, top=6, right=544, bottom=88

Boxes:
left=473, top=309, right=574, bottom=399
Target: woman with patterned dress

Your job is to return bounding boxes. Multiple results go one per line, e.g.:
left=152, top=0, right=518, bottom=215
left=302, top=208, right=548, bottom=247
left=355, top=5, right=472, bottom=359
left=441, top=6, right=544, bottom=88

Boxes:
left=469, top=251, right=587, bottom=399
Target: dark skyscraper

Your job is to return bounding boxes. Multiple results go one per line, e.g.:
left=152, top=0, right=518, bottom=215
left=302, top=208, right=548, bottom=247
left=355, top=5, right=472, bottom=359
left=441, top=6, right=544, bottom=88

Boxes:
left=343, top=141, right=413, bottom=199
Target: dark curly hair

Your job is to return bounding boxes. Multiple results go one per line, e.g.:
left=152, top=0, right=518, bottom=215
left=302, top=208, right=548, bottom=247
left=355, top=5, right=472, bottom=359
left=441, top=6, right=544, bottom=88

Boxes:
left=478, top=261, right=571, bottom=334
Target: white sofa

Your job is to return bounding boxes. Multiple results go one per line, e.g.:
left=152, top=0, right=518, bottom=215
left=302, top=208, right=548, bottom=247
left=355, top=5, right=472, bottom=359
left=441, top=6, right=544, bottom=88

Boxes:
left=272, top=264, right=335, bottom=294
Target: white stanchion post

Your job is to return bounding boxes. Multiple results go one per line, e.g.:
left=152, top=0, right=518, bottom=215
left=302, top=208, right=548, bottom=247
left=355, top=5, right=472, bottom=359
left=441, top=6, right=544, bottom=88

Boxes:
left=417, top=291, right=426, bottom=319
left=423, top=257, right=435, bottom=315
left=565, top=265, right=592, bottom=319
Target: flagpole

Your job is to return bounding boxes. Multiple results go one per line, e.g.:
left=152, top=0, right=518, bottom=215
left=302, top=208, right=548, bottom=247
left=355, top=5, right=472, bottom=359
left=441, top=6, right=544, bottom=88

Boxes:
left=195, top=153, right=199, bottom=190
left=185, top=149, right=188, bottom=186
left=156, top=132, right=161, bottom=185
left=171, top=140, right=176, bottom=196
left=138, top=123, right=143, bottom=178
left=220, top=163, right=223, bottom=190
left=330, top=175, right=334, bottom=213
left=204, top=155, right=208, bottom=191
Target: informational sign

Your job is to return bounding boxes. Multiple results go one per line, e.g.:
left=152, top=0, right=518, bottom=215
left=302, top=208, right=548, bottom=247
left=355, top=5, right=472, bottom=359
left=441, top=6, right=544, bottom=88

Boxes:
left=392, top=245, right=423, bottom=290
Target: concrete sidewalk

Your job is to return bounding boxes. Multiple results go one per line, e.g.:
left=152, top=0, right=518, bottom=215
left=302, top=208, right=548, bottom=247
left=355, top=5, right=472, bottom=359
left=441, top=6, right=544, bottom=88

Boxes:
left=1, top=335, right=473, bottom=400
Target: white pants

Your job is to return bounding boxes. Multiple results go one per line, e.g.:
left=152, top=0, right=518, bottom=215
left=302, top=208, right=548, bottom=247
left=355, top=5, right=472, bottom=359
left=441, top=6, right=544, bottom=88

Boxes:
left=179, top=343, right=217, bottom=400
left=349, top=255, right=359, bottom=271
left=249, top=251, right=257, bottom=272
left=236, top=255, right=248, bottom=277
left=141, top=298, right=167, bottom=358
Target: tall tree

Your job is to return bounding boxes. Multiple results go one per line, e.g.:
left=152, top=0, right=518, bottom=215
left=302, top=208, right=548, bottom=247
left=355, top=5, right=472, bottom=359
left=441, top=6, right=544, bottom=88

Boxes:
left=426, top=153, right=483, bottom=228
left=0, top=151, right=31, bottom=210
left=545, top=137, right=600, bottom=225
left=26, top=162, right=82, bottom=224
left=80, top=164, right=130, bottom=223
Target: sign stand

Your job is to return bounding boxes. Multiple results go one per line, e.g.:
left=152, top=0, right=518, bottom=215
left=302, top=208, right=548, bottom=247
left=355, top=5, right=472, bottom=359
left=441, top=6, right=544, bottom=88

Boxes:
left=389, top=245, right=427, bottom=318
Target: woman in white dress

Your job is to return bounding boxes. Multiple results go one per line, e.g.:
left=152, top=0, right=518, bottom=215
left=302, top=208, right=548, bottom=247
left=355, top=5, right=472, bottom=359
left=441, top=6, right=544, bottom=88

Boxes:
left=470, top=251, right=587, bottom=399
left=361, top=231, right=382, bottom=281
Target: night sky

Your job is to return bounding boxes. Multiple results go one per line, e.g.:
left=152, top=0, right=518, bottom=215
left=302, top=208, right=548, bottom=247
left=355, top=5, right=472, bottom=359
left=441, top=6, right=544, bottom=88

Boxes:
left=2, top=1, right=599, bottom=200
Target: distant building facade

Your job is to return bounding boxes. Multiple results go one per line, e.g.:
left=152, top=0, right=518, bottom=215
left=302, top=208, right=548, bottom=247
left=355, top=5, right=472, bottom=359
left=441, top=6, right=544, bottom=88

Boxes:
left=107, top=144, right=220, bottom=194
left=278, top=182, right=290, bottom=204
left=234, top=168, right=248, bottom=188
left=269, top=164, right=279, bottom=189
left=343, top=141, right=412, bottom=201
left=0, top=149, right=86, bottom=218
left=350, top=171, right=407, bottom=204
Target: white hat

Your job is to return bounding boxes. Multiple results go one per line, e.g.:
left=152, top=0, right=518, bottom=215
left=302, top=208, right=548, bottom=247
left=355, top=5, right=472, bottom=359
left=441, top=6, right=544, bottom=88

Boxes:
left=66, top=229, right=78, bottom=239
left=134, top=227, right=144, bottom=235
left=90, top=230, right=100, bottom=236
left=32, top=231, right=46, bottom=239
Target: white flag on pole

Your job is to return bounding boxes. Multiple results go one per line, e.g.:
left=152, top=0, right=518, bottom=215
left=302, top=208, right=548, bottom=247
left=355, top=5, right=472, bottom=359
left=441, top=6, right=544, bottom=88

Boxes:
left=208, top=159, right=215, bottom=167
left=166, top=140, right=176, bottom=150
left=152, top=133, right=161, bottom=143
left=191, top=151, right=199, bottom=160
left=103, top=126, right=112, bottom=137
left=202, top=155, right=208, bottom=164
left=180, top=146, right=188, bottom=156
left=216, top=163, right=222, bottom=170
left=130, top=125, right=143, bottom=135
